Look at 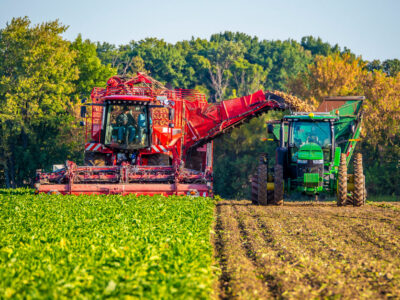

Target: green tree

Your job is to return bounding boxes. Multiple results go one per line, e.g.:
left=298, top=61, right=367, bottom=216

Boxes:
left=196, top=40, right=245, bottom=101
left=300, top=36, right=340, bottom=56
left=230, top=58, right=267, bottom=96
left=255, top=40, right=313, bottom=91
left=0, top=17, right=79, bottom=187
left=367, top=59, right=400, bottom=77
left=71, top=34, right=116, bottom=101
left=96, top=41, right=119, bottom=68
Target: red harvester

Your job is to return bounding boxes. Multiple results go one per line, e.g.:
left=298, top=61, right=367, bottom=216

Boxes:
left=35, top=73, right=286, bottom=196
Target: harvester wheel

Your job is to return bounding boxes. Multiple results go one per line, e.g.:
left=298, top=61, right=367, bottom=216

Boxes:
left=257, top=163, right=268, bottom=205
left=273, top=164, right=284, bottom=205
left=353, top=153, right=366, bottom=206
left=337, top=153, right=347, bottom=206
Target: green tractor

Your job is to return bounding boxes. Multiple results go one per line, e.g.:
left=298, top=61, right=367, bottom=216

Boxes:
left=251, top=96, right=366, bottom=206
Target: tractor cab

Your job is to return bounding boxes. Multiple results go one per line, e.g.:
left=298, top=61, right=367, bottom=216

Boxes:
left=282, top=113, right=338, bottom=194
left=285, top=114, right=337, bottom=164
left=103, top=102, right=151, bottom=151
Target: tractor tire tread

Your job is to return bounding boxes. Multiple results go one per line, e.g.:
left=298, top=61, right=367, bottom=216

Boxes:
left=353, top=153, right=365, bottom=207
left=257, top=164, right=268, bottom=205
left=337, top=153, right=348, bottom=206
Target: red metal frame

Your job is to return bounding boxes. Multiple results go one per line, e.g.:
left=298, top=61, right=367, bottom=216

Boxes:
left=36, top=73, right=285, bottom=196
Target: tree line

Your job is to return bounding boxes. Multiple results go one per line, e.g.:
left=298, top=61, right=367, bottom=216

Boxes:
left=1, top=17, right=399, bottom=197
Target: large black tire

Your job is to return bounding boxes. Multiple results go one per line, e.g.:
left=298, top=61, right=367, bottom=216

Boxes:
left=353, top=153, right=366, bottom=206
left=84, top=152, right=106, bottom=166
left=146, top=154, right=170, bottom=166
left=250, top=174, right=258, bottom=204
left=257, top=163, right=268, bottom=205
left=337, top=153, right=347, bottom=206
left=273, top=164, right=284, bottom=205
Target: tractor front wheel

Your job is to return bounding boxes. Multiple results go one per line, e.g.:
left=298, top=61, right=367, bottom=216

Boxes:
left=257, top=163, right=268, bottom=205
left=273, top=164, right=284, bottom=205
left=353, top=153, right=366, bottom=206
left=337, top=153, right=347, bottom=206
left=251, top=174, right=258, bottom=204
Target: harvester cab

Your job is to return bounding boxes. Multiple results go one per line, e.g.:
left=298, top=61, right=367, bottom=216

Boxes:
left=252, top=96, right=366, bottom=207
left=104, top=103, right=151, bottom=150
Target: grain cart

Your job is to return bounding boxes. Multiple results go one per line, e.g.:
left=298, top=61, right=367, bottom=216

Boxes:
left=35, top=73, right=286, bottom=195
left=251, top=96, right=366, bottom=206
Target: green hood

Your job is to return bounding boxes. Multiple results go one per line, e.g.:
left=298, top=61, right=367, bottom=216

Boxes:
left=298, top=143, right=323, bottom=160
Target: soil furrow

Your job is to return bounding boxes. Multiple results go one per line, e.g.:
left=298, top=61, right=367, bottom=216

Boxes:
left=214, top=202, right=272, bottom=299
left=247, top=202, right=399, bottom=298
left=231, top=204, right=284, bottom=299
left=214, top=201, right=400, bottom=299
left=214, top=204, right=233, bottom=300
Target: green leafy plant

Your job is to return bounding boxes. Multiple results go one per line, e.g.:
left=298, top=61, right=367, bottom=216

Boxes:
left=0, top=193, right=215, bottom=299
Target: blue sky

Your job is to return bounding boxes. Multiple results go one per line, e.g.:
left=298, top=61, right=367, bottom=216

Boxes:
left=1, top=0, right=399, bottom=61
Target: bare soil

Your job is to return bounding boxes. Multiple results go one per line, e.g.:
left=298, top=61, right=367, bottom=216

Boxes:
left=213, top=201, right=400, bottom=299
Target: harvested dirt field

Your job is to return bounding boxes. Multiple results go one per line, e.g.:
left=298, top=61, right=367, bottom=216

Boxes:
left=214, top=201, right=400, bottom=299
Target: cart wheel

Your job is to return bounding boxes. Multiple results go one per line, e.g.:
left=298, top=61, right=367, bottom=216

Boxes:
left=337, top=153, right=347, bottom=206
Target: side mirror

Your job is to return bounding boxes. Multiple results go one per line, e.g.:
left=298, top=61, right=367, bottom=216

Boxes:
left=80, top=106, right=87, bottom=118
left=267, top=124, right=274, bottom=134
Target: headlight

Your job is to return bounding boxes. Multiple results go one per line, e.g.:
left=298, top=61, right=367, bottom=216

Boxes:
left=313, top=159, right=324, bottom=164
left=297, top=159, right=307, bottom=164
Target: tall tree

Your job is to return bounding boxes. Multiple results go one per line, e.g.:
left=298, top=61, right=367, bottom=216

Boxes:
left=230, top=58, right=267, bottom=97
left=255, top=39, right=312, bottom=91
left=300, top=36, right=340, bottom=56
left=0, top=17, right=79, bottom=187
left=200, top=40, right=245, bottom=101
left=287, top=53, right=366, bottom=106
left=367, top=59, right=400, bottom=77
left=71, top=35, right=116, bottom=101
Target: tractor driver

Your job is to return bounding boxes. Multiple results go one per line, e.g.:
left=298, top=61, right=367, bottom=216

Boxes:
left=117, top=106, right=136, bottom=144
left=307, top=127, right=320, bottom=145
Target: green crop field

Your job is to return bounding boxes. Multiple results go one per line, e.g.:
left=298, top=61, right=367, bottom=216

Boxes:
left=0, top=190, right=215, bottom=299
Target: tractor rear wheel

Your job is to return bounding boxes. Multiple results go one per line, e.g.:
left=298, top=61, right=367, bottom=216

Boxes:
left=273, top=164, right=284, bottom=205
left=337, top=153, right=347, bottom=206
left=257, top=163, right=268, bottom=205
left=353, top=153, right=366, bottom=206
